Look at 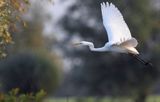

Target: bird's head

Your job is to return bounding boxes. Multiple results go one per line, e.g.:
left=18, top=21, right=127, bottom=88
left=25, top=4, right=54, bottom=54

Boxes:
left=74, top=41, right=94, bottom=47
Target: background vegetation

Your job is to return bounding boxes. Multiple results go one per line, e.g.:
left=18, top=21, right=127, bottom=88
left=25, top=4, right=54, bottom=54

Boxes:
left=0, top=0, right=60, bottom=101
left=56, top=0, right=160, bottom=102
left=0, top=0, right=160, bottom=102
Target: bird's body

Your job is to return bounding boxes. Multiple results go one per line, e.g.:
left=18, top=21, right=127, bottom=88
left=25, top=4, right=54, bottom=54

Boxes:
left=75, top=2, right=153, bottom=67
left=80, top=39, right=139, bottom=54
left=75, top=2, right=139, bottom=55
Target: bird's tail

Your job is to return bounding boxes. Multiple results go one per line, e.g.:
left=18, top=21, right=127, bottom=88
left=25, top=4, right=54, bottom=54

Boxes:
left=129, top=54, right=153, bottom=68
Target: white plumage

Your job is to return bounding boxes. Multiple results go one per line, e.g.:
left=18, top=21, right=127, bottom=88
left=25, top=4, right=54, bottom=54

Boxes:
left=75, top=2, right=139, bottom=55
left=101, top=2, right=131, bottom=44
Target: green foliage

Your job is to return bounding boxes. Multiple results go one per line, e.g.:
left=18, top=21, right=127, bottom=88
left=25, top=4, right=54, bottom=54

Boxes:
left=0, top=88, right=46, bottom=102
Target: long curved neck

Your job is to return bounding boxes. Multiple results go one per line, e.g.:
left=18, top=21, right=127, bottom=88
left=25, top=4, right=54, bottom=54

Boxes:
left=87, top=43, right=107, bottom=52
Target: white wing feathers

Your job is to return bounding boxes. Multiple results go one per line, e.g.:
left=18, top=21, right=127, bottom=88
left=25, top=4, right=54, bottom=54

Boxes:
left=101, top=2, right=132, bottom=45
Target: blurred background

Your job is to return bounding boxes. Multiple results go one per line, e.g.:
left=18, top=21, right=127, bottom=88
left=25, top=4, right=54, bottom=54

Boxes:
left=0, top=0, right=160, bottom=102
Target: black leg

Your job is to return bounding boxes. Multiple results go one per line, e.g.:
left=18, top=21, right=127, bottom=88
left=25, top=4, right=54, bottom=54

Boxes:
left=129, top=53, right=153, bottom=68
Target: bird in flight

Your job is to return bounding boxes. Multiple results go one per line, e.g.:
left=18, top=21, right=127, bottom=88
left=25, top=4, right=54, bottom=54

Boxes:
left=75, top=2, right=152, bottom=67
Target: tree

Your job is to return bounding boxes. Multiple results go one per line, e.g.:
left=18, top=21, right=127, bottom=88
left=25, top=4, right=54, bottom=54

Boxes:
left=0, top=0, right=29, bottom=58
left=0, top=0, right=61, bottom=95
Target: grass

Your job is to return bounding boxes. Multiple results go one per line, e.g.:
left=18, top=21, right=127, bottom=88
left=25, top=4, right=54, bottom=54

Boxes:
left=45, top=97, right=133, bottom=102
left=44, top=96, right=160, bottom=102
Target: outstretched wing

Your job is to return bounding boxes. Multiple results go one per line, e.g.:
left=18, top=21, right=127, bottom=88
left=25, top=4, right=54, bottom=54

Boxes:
left=120, top=37, right=138, bottom=47
left=101, top=2, right=132, bottom=44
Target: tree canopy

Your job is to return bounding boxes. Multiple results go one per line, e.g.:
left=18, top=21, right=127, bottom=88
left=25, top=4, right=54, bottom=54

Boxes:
left=0, top=0, right=29, bottom=58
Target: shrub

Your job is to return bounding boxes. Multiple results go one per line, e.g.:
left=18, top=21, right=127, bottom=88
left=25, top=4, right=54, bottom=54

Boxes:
left=0, top=88, right=46, bottom=102
left=0, top=52, right=59, bottom=94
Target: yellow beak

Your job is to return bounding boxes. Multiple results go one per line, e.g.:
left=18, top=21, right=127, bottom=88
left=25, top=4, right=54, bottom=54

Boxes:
left=73, top=42, right=81, bottom=45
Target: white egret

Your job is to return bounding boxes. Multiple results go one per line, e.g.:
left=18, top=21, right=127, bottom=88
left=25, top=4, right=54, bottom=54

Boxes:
left=75, top=2, right=152, bottom=66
